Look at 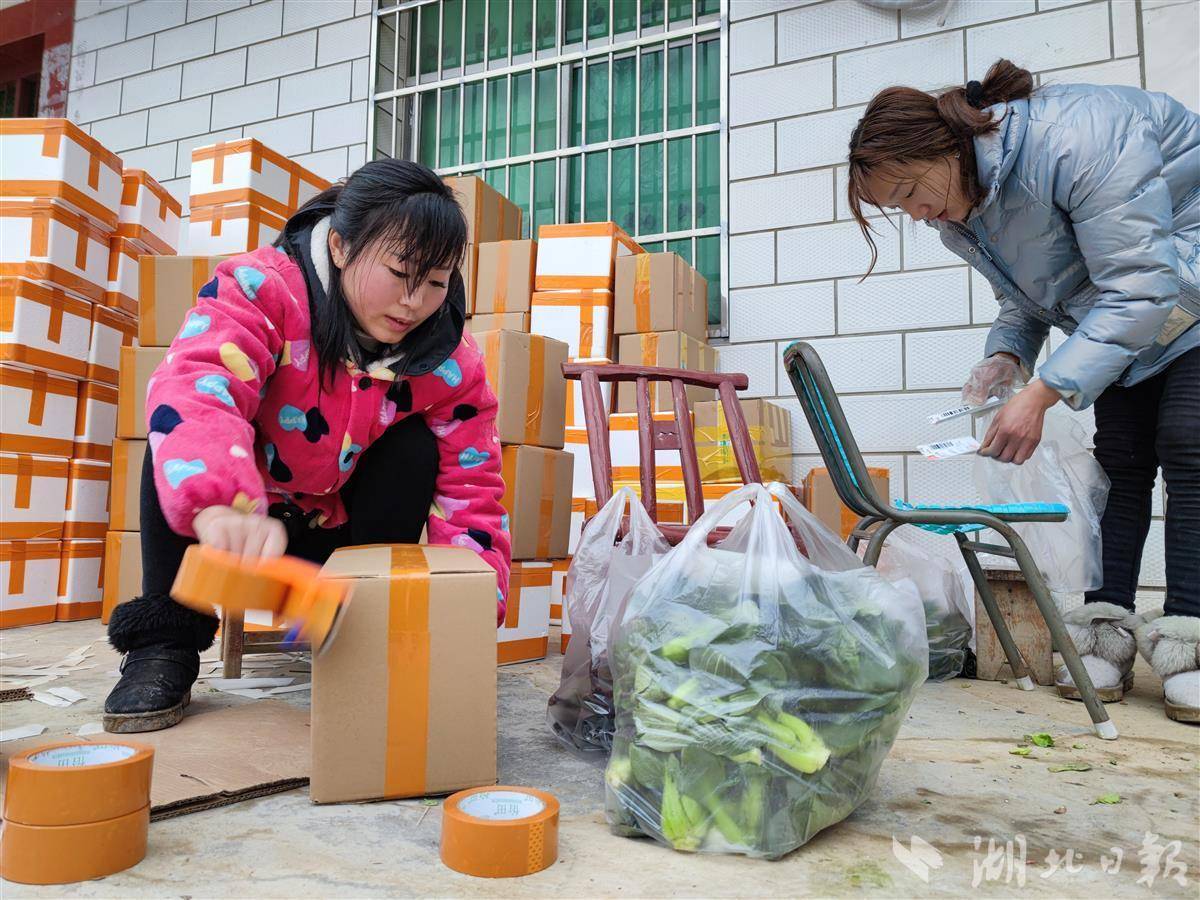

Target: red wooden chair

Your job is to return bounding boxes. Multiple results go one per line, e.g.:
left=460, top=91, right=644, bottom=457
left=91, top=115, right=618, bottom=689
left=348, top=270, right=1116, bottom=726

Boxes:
left=562, top=362, right=784, bottom=547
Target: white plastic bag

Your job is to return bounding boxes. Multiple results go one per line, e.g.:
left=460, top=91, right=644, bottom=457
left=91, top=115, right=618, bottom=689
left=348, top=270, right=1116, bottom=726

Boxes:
left=548, top=487, right=670, bottom=757
left=872, top=533, right=975, bottom=680
left=605, top=483, right=928, bottom=858
left=974, top=407, right=1109, bottom=594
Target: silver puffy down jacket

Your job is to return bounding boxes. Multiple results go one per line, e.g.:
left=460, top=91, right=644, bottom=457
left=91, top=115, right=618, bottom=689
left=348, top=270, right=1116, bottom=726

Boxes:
left=933, top=83, right=1199, bottom=409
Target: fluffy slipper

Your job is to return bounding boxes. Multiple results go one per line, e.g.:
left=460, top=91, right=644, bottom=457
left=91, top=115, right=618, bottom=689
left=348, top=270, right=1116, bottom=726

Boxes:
left=1055, top=602, right=1141, bottom=702
left=1136, top=614, right=1200, bottom=724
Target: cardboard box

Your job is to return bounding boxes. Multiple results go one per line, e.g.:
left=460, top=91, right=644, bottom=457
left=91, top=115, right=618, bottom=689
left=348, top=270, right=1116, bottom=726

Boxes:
left=63, top=459, right=111, bottom=540
left=466, top=312, right=529, bottom=334
left=57, top=539, right=104, bottom=621
left=73, top=380, right=119, bottom=462
left=0, top=453, right=68, bottom=541
left=188, top=202, right=286, bottom=255
left=564, top=357, right=612, bottom=430
left=534, top=222, right=643, bottom=291
left=694, top=399, right=792, bottom=484
left=311, top=544, right=498, bottom=803
left=615, top=331, right=716, bottom=412
left=500, top=445, right=574, bottom=560
left=614, top=252, right=706, bottom=339
left=530, top=288, right=613, bottom=359
left=0, top=118, right=124, bottom=229
left=0, top=276, right=92, bottom=379
left=498, top=561, right=552, bottom=665
left=101, top=530, right=140, bottom=624
left=564, top=427, right=594, bottom=500
left=1, top=540, right=62, bottom=629
left=805, top=466, right=889, bottom=539
left=477, top=330, right=568, bottom=449
left=117, top=346, right=168, bottom=439
left=0, top=365, right=78, bottom=457
left=474, top=240, right=536, bottom=315
left=109, top=438, right=146, bottom=531
left=87, top=304, right=137, bottom=385
left=103, top=237, right=145, bottom=316
left=549, top=557, right=569, bottom=625
left=0, top=198, right=112, bottom=302
left=190, top=139, right=330, bottom=219
left=138, top=254, right=228, bottom=346
left=692, top=268, right=710, bottom=332
left=445, top=176, right=523, bottom=307
left=609, top=411, right=690, bottom=485
left=116, top=169, right=182, bottom=255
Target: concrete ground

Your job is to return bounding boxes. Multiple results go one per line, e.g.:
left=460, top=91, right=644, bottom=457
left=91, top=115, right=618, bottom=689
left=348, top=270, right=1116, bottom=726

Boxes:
left=1, top=619, right=1197, bottom=898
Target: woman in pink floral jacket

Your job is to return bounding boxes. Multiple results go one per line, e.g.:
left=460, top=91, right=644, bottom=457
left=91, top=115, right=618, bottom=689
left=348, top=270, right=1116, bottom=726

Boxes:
left=104, top=160, right=510, bottom=733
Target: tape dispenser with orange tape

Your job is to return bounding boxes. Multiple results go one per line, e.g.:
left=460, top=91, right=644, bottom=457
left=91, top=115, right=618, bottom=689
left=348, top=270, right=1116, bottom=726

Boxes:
left=440, top=786, right=559, bottom=878
left=0, top=740, right=154, bottom=885
left=170, top=544, right=352, bottom=650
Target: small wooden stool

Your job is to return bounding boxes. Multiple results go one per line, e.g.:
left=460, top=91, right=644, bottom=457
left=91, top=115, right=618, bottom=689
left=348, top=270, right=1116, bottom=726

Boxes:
left=974, top=567, right=1054, bottom=685
left=218, top=613, right=309, bottom=678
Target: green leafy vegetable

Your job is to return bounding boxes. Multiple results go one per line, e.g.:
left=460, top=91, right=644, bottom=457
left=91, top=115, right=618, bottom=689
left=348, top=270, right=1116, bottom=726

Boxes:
left=1010, top=747, right=1033, bottom=757
left=1025, top=732, right=1055, bottom=748
left=1091, top=793, right=1122, bottom=805
left=1048, top=763, right=1091, bottom=773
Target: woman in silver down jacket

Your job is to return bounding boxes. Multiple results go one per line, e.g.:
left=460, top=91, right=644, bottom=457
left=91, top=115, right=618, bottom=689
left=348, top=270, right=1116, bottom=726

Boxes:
left=846, top=59, right=1199, bottom=722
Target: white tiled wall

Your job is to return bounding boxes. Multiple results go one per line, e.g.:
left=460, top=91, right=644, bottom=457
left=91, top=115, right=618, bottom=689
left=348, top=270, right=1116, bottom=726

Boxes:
left=722, top=0, right=1174, bottom=595
left=68, top=0, right=373, bottom=250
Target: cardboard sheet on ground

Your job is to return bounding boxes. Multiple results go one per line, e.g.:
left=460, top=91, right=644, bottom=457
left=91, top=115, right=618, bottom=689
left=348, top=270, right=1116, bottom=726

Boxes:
left=0, top=700, right=309, bottom=820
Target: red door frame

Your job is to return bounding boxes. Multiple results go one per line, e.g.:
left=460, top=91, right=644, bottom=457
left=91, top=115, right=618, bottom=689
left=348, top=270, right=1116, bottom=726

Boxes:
left=0, top=0, right=75, bottom=118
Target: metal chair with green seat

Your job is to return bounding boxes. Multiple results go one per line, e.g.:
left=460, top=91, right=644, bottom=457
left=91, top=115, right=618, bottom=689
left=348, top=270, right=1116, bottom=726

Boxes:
left=781, top=340, right=1118, bottom=740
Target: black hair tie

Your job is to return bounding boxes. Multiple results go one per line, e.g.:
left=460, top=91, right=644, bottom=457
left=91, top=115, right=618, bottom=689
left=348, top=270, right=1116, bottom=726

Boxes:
left=965, top=80, right=985, bottom=108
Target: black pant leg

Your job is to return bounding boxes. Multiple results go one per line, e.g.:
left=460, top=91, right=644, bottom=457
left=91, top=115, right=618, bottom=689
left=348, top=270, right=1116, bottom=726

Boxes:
left=1156, top=347, right=1200, bottom=618
left=107, top=450, right=221, bottom=653
left=342, top=414, right=440, bottom=545
left=1084, top=373, right=1163, bottom=612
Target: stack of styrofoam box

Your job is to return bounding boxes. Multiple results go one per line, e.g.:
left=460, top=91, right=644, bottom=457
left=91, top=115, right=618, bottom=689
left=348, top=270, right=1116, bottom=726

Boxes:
left=0, top=119, right=138, bottom=627
left=188, top=139, right=329, bottom=255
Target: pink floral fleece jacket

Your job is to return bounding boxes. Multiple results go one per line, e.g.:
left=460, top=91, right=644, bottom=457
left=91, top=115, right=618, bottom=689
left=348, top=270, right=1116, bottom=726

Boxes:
left=144, top=245, right=511, bottom=621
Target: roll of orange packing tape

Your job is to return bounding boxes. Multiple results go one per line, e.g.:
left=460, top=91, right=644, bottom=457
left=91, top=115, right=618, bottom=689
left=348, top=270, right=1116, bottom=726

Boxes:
left=4, top=741, right=154, bottom=826
left=440, top=786, right=559, bottom=878
left=0, top=804, right=150, bottom=885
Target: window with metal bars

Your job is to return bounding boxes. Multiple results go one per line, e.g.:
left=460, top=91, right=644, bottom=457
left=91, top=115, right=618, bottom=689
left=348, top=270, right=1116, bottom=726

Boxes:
left=371, top=0, right=725, bottom=331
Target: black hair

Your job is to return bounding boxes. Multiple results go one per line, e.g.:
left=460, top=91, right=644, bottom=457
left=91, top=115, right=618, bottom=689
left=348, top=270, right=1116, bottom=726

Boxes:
left=277, top=158, right=468, bottom=387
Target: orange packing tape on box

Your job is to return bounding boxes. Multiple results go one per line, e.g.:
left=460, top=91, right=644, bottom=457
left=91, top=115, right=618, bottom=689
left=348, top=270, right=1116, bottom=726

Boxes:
left=498, top=562, right=552, bottom=666
left=440, top=786, right=560, bottom=878
left=529, top=289, right=613, bottom=360
left=0, top=118, right=124, bottom=230
left=0, top=741, right=153, bottom=885
left=190, top=139, right=330, bottom=219
left=170, top=544, right=352, bottom=650
left=116, top=169, right=181, bottom=255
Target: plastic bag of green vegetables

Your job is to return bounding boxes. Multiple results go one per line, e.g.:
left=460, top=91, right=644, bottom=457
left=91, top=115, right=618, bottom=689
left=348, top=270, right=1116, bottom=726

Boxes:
left=605, top=483, right=928, bottom=859
left=872, top=533, right=974, bottom=681
left=548, top=487, right=670, bottom=757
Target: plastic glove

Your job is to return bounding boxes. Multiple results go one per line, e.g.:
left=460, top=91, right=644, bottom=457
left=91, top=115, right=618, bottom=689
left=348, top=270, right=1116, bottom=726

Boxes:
left=961, top=354, right=1024, bottom=406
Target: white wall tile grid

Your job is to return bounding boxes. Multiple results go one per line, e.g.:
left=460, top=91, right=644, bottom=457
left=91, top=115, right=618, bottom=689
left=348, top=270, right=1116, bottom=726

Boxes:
left=68, top=0, right=372, bottom=251
left=722, top=0, right=1165, bottom=590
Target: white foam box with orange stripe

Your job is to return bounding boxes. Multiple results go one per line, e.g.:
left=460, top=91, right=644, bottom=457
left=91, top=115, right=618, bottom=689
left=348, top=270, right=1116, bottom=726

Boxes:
left=116, top=169, right=181, bottom=255
left=564, top=427, right=594, bottom=500
left=73, top=380, right=118, bottom=463
left=477, top=329, right=567, bottom=449
left=191, top=139, right=329, bottom=219
left=614, top=330, right=715, bottom=413
left=1, top=539, right=63, bottom=629
left=560, top=561, right=573, bottom=653
left=1, top=453, right=68, bottom=541
left=57, top=539, right=104, bottom=622
left=608, top=410, right=691, bottom=486
left=104, top=237, right=148, bottom=317
left=568, top=497, right=598, bottom=556
left=138, top=255, right=227, bottom=346
left=534, top=222, right=643, bottom=291
left=0, top=276, right=92, bottom=379
left=0, top=365, right=78, bottom=458
left=498, top=561, right=552, bottom=665
left=549, top=557, right=569, bottom=625
left=499, top=445, right=573, bottom=560
left=187, top=202, right=287, bottom=255
left=530, top=289, right=613, bottom=360
left=563, top=357, right=613, bottom=433
left=0, top=118, right=124, bottom=229
left=0, top=199, right=112, bottom=302
left=64, top=459, right=111, bottom=540
left=614, top=251, right=707, bottom=340
left=87, top=303, right=136, bottom=385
